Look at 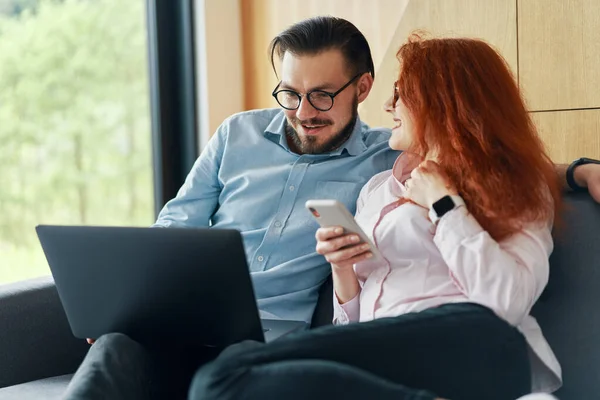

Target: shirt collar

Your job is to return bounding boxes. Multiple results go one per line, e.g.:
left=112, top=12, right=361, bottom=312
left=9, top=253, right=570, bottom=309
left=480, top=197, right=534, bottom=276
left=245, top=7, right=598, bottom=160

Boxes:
left=392, top=152, right=422, bottom=184
left=264, top=109, right=368, bottom=157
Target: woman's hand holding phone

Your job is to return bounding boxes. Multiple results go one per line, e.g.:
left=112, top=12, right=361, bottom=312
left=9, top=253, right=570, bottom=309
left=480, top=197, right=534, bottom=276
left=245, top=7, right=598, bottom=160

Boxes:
left=315, top=226, right=371, bottom=304
left=307, top=199, right=378, bottom=303
left=315, top=226, right=373, bottom=270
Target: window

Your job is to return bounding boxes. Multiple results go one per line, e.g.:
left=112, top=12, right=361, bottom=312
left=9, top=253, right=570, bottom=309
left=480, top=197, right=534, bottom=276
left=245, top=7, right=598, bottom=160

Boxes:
left=0, top=0, right=153, bottom=284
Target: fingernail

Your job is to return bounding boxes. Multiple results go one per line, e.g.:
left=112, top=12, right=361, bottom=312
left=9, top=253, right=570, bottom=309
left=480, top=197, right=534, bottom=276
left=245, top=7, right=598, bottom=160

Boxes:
left=335, top=227, right=343, bottom=234
left=352, top=235, right=360, bottom=242
left=362, top=244, right=370, bottom=250
left=366, top=253, right=373, bottom=258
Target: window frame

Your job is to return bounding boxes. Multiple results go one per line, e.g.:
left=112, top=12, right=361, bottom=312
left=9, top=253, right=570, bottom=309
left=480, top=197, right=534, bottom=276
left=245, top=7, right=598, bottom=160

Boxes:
left=146, top=0, right=200, bottom=216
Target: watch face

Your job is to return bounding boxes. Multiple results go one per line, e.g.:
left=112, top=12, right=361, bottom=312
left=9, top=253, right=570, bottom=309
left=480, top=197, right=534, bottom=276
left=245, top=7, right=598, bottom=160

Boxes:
left=433, top=195, right=455, bottom=217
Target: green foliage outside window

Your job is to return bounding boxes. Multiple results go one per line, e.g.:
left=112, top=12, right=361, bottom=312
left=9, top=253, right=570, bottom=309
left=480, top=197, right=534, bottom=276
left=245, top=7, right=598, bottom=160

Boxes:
left=0, top=0, right=154, bottom=284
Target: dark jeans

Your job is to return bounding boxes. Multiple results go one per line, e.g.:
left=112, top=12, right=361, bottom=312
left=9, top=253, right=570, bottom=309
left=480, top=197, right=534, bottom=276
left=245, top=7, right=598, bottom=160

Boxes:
left=63, top=333, right=219, bottom=400
left=190, top=303, right=531, bottom=400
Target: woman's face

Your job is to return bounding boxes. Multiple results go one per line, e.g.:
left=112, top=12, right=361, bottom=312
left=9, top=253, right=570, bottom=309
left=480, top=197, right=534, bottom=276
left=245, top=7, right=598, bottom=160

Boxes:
left=384, top=81, right=415, bottom=151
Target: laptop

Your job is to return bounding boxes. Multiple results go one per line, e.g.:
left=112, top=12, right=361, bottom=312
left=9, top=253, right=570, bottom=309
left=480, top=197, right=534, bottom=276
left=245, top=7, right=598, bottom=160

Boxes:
left=35, top=225, right=308, bottom=351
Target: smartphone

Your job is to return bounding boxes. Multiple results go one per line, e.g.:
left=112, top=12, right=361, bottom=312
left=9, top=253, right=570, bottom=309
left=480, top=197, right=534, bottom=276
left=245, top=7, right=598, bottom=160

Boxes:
left=305, top=199, right=383, bottom=261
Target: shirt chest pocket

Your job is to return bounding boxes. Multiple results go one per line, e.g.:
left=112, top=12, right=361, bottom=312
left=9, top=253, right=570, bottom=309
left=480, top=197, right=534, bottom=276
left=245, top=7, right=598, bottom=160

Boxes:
left=315, top=181, right=361, bottom=214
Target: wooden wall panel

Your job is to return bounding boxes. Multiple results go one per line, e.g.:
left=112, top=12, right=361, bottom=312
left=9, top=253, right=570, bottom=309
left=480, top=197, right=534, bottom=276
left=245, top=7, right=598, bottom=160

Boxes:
left=198, top=0, right=245, bottom=138
left=531, top=110, right=600, bottom=164
left=240, top=0, right=407, bottom=111
left=518, top=0, right=600, bottom=112
left=361, top=0, right=517, bottom=128
left=232, top=0, right=599, bottom=160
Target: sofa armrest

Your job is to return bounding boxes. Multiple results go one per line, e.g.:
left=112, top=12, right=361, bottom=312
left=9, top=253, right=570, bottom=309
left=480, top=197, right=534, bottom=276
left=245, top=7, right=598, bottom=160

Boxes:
left=0, top=275, right=89, bottom=388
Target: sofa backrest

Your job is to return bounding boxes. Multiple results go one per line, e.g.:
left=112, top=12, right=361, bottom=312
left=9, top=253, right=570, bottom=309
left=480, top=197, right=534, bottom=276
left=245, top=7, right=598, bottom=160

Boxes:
left=311, top=192, right=600, bottom=399
left=532, top=192, right=600, bottom=399
left=310, top=275, right=334, bottom=328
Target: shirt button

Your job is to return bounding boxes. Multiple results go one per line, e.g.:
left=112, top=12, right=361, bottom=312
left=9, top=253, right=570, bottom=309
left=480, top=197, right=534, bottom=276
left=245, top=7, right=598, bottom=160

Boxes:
left=257, top=256, right=264, bottom=262
left=289, top=185, right=295, bottom=191
left=274, top=221, right=282, bottom=228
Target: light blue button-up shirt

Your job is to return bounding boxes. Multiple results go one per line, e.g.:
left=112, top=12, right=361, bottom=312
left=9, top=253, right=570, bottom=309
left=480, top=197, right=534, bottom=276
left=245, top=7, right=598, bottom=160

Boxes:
left=154, top=108, right=399, bottom=322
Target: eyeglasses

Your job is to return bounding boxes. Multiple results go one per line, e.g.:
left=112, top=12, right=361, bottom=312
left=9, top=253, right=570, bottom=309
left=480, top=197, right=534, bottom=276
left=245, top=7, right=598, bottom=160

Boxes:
left=392, top=80, right=400, bottom=107
left=272, top=73, right=363, bottom=112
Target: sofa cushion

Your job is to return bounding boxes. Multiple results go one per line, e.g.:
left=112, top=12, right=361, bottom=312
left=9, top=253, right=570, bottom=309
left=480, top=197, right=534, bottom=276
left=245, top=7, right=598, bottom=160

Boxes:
left=0, top=374, right=72, bottom=400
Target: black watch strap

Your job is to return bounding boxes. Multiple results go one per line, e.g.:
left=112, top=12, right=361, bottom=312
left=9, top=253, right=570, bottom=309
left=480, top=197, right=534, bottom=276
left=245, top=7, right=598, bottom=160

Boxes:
left=429, top=195, right=465, bottom=224
left=567, top=157, right=600, bottom=192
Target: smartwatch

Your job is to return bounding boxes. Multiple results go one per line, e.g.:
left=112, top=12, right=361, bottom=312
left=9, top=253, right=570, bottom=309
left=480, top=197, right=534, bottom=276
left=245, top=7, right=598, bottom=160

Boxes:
left=428, top=195, right=466, bottom=225
left=566, top=157, right=600, bottom=192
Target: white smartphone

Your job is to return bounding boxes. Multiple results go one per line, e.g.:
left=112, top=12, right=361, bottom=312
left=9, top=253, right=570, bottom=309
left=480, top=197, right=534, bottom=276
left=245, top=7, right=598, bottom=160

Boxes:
left=305, top=199, right=383, bottom=261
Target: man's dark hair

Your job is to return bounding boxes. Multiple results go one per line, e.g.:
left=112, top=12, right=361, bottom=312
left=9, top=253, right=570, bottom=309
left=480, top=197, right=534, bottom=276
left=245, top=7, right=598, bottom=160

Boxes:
left=269, top=16, right=375, bottom=80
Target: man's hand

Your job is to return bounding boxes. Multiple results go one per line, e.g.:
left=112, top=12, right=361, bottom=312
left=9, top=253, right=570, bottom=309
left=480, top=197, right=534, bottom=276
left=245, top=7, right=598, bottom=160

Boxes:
left=575, top=163, right=600, bottom=203
left=87, top=338, right=95, bottom=345
left=315, top=226, right=373, bottom=270
left=404, top=160, right=458, bottom=209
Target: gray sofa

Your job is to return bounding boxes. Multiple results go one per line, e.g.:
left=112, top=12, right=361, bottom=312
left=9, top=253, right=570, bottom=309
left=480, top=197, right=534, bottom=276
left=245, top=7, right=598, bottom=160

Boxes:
left=0, top=192, right=598, bottom=399
left=0, top=275, right=89, bottom=399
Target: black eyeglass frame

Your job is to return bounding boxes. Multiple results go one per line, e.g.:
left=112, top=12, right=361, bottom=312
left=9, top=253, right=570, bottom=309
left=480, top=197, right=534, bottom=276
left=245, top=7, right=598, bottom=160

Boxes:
left=272, top=73, right=364, bottom=112
left=392, top=80, right=400, bottom=108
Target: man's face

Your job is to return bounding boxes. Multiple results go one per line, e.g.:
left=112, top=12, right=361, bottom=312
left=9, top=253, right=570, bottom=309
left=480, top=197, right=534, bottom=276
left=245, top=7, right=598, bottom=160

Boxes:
left=277, top=49, right=370, bottom=154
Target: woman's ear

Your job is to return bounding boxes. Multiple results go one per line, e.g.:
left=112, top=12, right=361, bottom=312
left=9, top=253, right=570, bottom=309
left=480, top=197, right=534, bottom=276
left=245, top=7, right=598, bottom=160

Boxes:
left=356, top=73, right=374, bottom=104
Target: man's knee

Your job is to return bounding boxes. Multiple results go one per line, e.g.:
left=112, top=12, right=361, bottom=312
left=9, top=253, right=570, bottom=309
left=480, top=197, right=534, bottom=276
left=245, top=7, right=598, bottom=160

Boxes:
left=94, top=332, right=138, bottom=350
left=89, top=332, right=150, bottom=364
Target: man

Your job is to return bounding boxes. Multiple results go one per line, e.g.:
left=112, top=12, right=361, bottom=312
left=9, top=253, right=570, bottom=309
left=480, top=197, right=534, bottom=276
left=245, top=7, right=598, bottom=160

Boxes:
left=64, top=16, right=600, bottom=400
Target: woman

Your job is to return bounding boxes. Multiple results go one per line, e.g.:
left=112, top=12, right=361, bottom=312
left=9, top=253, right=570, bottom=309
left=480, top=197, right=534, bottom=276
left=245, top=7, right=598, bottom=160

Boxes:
left=190, top=35, right=561, bottom=400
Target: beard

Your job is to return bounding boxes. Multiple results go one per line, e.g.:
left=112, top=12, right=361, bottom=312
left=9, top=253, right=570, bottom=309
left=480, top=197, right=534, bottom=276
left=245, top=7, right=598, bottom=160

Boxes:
left=285, top=98, right=359, bottom=154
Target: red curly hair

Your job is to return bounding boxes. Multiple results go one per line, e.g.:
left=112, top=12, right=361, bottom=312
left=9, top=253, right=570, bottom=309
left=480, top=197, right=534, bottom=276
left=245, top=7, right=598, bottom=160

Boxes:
left=396, top=34, right=561, bottom=241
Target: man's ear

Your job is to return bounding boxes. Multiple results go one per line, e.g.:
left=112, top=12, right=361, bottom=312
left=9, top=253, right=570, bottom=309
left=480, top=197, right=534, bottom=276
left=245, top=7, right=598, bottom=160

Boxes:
left=357, top=73, right=374, bottom=104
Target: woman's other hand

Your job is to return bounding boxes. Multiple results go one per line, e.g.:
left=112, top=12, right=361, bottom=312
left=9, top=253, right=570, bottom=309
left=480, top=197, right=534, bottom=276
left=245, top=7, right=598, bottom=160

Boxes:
left=404, top=160, right=458, bottom=209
